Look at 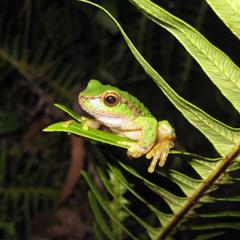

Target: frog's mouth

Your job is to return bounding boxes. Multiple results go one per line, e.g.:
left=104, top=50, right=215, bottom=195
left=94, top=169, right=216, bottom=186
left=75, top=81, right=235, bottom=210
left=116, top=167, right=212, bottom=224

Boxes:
left=78, top=95, right=93, bottom=113
left=79, top=95, right=105, bottom=114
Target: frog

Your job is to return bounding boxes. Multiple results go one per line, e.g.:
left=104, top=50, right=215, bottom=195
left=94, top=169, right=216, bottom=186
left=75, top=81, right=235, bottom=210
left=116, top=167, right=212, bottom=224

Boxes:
left=78, top=79, right=176, bottom=173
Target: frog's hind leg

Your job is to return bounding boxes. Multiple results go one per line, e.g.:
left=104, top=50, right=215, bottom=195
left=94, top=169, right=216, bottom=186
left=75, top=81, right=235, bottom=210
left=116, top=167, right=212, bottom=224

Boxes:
left=146, top=120, right=175, bottom=173
left=118, top=116, right=158, bottom=159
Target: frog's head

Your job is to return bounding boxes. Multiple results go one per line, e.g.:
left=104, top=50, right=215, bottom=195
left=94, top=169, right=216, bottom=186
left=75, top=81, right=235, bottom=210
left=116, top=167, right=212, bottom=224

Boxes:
left=79, top=80, right=139, bottom=122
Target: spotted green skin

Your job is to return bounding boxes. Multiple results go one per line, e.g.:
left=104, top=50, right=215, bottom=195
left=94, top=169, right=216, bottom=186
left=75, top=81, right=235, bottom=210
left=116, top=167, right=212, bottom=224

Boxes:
left=80, top=79, right=153, bottom=117
left=79, top=80, right=175, bottom=172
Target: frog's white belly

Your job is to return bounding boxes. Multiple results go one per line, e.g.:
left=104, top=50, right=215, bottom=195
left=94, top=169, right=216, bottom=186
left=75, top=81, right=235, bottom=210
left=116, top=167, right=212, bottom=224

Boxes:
left=121, top=130, right=141, bottom=140
left=96, top=115, right=142, bottom=141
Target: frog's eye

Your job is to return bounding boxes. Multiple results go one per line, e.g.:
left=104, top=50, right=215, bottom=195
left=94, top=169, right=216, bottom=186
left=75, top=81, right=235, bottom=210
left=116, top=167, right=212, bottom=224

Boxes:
left=103, top=92, right=120, bottom=107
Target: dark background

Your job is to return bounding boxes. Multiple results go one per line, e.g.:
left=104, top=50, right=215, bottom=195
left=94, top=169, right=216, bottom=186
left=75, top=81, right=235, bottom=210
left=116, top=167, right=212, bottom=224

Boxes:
left=0, top=0, right=239, bottom=239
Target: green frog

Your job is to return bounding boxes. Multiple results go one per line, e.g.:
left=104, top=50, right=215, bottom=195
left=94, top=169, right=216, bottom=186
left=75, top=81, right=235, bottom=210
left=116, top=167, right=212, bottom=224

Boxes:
left=79, top=80, right=175, bottom=173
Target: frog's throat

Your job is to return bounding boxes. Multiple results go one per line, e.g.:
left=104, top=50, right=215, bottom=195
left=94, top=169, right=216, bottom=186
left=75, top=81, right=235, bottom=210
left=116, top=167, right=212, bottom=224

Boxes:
left=80, top=95, right=142, bottom=117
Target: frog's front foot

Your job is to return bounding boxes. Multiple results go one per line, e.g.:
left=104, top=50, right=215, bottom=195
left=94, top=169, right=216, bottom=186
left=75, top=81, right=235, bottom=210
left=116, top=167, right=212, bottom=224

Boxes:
left=81, top=116, right=101, bottom=130
left=63, top=120, right=75, bottom=128
left=146, top=139, right=174, bottom=173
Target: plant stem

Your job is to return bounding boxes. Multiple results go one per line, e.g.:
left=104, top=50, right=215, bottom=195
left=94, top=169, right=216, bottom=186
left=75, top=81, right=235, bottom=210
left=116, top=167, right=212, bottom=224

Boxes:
left=159, top=144, right=240, bottom=240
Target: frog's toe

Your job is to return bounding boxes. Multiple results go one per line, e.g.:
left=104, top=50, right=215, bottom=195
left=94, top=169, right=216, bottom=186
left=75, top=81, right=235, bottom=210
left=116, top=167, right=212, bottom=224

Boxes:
left=147, top=153, right=160, bottom=173
left=146, top=140, right=173, bottom=173
left=81, top=117, right=101, bottom=130
left=63, top=120, right=75, bottom=128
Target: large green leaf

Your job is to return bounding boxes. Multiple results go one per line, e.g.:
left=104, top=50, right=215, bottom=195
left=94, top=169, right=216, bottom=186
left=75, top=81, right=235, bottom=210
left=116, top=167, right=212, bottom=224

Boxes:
left=206, top=0, right=240, bottom=40
left=128, top=0, right=240, bottom=114
left=78, top=0, right=240, bottom=161
left=43, top=104, right=134, bottom=149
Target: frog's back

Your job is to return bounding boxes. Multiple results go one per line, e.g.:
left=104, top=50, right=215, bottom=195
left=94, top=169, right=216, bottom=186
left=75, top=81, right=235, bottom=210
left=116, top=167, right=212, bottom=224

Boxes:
left=118, top=88, right=154, bottom=118
left=83, top=80, right=154, bottom=118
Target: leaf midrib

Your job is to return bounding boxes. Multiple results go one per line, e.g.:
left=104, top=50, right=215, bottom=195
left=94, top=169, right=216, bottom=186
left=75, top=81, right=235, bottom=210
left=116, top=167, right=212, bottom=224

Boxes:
left=158, top=144, right=240, bottom=240
left=179, top=27, right=240, bottom=91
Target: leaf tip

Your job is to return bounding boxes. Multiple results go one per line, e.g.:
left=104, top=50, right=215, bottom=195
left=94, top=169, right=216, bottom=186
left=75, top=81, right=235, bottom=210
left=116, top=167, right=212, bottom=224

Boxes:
left=54, top=103, right=63, bottom=109
left=42, top=126, right=51, bottom=132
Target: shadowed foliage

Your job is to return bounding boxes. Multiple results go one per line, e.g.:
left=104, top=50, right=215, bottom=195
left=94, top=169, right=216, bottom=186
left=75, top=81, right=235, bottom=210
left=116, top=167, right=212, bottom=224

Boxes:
left=1, top=0, right=240, bottom=239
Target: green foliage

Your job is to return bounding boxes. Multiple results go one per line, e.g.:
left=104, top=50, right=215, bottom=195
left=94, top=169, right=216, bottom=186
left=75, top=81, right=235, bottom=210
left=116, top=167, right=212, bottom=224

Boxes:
left=1, top=0, right=240, bottom=239
left=43, top=103, right=134, bottom=148
left=0, top=113, right=19, bottom=134
left=0, top=143, right=58, bottom=238
left=0, top=1, right=87, bottom=105
left=129, top=0, right=240, bottom=114
left=0, top=1, right=130, bottom=238
left=51, top=0, right=239, bottom=239
left=206, top=0, right=240, bottom=40
left=0, top=3, right=88, bottom=236
left=81, top=148, right=240, bottom=239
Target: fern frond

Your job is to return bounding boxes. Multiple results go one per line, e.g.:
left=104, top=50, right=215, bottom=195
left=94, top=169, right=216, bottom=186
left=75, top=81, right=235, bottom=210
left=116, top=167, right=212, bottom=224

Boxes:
left=206, top=0, right=240, bottom=40
left=0, top=143, right=59, bottom=237
left=84, top=149, right=240, bottom=239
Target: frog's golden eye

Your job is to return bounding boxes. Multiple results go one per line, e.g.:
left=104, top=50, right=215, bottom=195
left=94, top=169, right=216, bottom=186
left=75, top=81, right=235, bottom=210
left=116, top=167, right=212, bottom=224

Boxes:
left=103, top=92, right=120, bottom=107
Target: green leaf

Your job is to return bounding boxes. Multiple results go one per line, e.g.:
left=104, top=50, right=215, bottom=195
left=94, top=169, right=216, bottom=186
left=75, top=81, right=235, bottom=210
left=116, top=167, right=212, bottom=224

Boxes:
left=83, top=147, right=240, bottom=239
left=119, top=161, right=186, bottom=213
left=157, top=170, right=202, bottom=196
left=54, top=103, right=82, bottom=122
left=190, top=222, right=240, bottom=230
left=199, top=211, right=240, bottom=218
left=129, top=0, right=240, bottom=113
left=78, top=0, right=240, bottom=169
left=117, top=151, right=240, bottom=237
left=82, top=171, right=139, bottom=240
left=189, top=158, right=219, bottom=179
left=97, top=167, right=161, bottom=238
left=227, top=161, right=240, bottom=172
left=212, top=195, right=240, bottom=202
left=93, top=222, right=107, bottom=240
left=194, top=232, right=226, bottom=240
left=88, top=192, right=115, bottom=240
left=206, top=0, right=240, bottom=40
left=108, top=164, right=172, bottom=228
left=43, top=103, right=136, bottom=149
left=43, top=120, right=133, bottom=149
